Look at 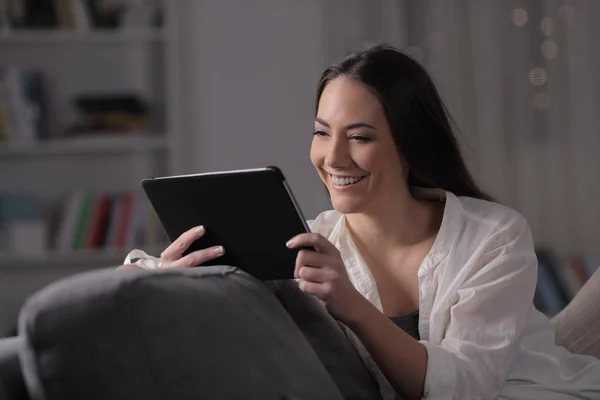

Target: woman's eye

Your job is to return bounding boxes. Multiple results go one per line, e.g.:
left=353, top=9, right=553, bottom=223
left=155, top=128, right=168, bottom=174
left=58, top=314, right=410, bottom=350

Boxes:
left=313, top=130, right=329, bottom=137
left=351, top=135, right=372, bottom=143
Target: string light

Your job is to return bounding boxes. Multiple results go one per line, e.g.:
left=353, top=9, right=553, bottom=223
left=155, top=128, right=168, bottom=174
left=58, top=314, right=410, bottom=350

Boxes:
left=529, top=68, right=548, bottom=86
left=511, top=8, right=529, bottom=27
left=541, top=40, right=558, bottom=59
left=559, top=5, right=575, bottom=26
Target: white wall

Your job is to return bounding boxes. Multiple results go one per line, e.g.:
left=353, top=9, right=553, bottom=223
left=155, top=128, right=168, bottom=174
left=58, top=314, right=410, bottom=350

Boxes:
left=173, top=0, right=343, bottom=220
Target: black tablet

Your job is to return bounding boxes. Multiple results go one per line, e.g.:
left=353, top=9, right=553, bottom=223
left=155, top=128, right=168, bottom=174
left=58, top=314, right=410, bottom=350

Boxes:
left=141, top=166, right=311, bottom=280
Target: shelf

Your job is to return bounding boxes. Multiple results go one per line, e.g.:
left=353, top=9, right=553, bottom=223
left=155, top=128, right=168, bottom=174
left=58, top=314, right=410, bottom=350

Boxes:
left=0, top=245, right=165, bottom=269
left=0, top=29, right=165, bottom=44
left=0, top=135, right=167, bottom=157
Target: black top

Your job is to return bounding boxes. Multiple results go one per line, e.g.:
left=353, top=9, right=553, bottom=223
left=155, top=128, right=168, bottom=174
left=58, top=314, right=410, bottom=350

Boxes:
left=389, top=310, right=420, bottom=340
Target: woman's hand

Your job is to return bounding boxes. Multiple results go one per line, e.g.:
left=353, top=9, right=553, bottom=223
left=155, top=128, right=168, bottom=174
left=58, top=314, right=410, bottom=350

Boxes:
left=116, top=226, right=224, bottom=270
left=159, top=225, right=225, bottom=268
left=286, top=232, right=366, bottom=323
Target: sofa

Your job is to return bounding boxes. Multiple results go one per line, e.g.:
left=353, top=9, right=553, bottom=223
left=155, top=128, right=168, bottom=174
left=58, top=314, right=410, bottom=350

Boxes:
left=1, top=264, right=599, bottom=400
left=0, top=266, right=383, bottom=400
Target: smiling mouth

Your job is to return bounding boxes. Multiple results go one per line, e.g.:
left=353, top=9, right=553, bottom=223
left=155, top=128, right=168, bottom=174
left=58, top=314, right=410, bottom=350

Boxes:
left=329, top=174, right=367, bottom=187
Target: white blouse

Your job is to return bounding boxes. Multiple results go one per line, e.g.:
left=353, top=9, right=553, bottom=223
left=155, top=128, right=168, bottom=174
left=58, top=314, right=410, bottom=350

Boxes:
left=125, top=189, right=600, bottom=400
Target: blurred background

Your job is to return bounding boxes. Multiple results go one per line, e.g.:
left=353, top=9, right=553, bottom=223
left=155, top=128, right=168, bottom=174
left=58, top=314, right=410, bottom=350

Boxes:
left=0, top=0, right=598, bottom=334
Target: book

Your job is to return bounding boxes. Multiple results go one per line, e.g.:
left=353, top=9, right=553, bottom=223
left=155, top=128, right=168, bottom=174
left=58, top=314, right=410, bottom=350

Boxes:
left=54, top=190, right=165, bottom=252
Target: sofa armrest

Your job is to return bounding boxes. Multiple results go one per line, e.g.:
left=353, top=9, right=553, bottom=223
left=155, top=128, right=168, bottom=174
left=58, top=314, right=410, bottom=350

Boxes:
left=552, top=267, right=600, bottom=358
left=17, top=266, right=344, bottom=400
left=0, top=336, right=29, bottom=400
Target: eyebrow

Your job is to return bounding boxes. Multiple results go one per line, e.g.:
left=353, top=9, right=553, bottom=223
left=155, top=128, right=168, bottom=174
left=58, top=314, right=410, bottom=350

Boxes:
left=315, top=117, right=376, bottom=131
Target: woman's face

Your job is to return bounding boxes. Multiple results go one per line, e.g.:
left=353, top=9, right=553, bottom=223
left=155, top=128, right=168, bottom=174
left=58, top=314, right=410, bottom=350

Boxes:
left=311, top=76, right=408, bottom=214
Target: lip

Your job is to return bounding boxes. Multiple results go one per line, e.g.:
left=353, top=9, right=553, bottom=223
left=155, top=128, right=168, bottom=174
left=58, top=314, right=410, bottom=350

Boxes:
left=327, top=173, right=367, bottom=179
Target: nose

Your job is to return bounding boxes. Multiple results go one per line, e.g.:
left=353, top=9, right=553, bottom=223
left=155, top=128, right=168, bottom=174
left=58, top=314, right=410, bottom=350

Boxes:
left=325, top=135, right=352, bottom=169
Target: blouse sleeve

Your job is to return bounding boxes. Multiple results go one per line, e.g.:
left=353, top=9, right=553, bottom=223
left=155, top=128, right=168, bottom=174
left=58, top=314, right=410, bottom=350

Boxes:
left=420, top=216, right=538, bottom=400
left=123, top=249, right=162, bottom=269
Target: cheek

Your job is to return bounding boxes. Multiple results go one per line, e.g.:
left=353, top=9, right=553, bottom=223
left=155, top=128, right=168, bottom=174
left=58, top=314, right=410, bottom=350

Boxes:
left=385, top=148, right=409, bottom=181
left=309, top=139, right=323, bottom=167
left=351, top=145, right=383, bottom=171
left=356, top=144, right=405, bottom=178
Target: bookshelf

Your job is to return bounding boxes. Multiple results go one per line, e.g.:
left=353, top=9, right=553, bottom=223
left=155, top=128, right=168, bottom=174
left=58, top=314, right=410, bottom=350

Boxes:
left=0, top=29, right=165, bottom=44
left=0, top=245, right=165, bottom=269
left=0, top=1, right=179, bottom=270
left=0, top=134, right=167, bottom=157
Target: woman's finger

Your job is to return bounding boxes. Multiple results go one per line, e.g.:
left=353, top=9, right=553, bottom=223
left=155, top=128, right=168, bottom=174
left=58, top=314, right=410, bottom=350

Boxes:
left=294, top=249, right=335, bottom=277
left=161, top=225, right=206, bottom=263
left=299, top=280, right=331, bottom=298
left=287, top=233, right=339, bottom=255
left=298, top=265, right=338, bottom=283
left=296, top=249, right=328, bottom=267
left=164, top=245, right=225, bottom=268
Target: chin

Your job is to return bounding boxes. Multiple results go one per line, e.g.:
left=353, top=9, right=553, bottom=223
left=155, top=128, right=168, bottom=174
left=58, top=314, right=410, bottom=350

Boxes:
left=330, top=196, right=367, bottom=215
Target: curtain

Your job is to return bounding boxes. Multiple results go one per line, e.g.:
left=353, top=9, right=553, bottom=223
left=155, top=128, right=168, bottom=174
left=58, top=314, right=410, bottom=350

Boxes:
left=363, top=0, right=600, bottom=261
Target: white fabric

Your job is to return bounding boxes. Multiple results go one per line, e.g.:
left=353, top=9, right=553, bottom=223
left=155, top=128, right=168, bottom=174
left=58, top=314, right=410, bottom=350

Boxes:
left=311, top=189, right=600, bottom=400
left=124, top=189, right=600, bottom=399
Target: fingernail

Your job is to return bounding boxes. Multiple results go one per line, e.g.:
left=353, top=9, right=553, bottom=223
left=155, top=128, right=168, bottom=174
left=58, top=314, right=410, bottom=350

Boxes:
left=214, top=246, right=224, bottom=256
left=286, top=239, right=294, bottom=248
left=195, top=226, right=205, bottom=234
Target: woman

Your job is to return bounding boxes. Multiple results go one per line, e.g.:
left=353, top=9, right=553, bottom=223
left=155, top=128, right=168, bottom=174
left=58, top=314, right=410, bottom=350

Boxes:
left=122, top=45, right=600, bottom=399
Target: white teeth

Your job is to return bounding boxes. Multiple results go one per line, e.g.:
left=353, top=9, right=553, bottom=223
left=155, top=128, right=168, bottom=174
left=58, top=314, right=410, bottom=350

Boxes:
left=330, top=175, right=365, bottom=186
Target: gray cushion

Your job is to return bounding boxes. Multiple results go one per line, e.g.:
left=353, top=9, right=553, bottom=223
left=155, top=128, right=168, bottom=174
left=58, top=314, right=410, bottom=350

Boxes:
left=0, top=336, right=28, bottom=400
left=18, top=266, right=344, bottom=400
left=267, top=280, right=383, bottom=399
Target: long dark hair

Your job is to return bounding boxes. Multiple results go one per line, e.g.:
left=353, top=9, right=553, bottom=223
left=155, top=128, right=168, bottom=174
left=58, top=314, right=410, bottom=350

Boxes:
left=316, top=44, right=492, bottom=201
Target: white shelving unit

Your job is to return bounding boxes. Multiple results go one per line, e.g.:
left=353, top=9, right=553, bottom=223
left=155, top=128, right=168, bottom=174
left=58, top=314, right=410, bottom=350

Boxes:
left=0, top=29, right=165, bottom=44
left=0, top=135, right=167, bottom=157
left=0, top=1, right=179, bottom=269
left=0, top=245, right=165, bottom=269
